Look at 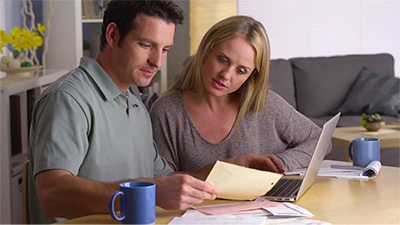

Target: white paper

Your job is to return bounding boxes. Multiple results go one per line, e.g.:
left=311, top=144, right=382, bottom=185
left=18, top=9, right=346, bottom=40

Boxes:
left=285, top=161, right=381, bottom=179
left=168, top=215, right=265, bottom=225
left=181, top=209, right=271, bottom=218
left=359, top=161, right=381, bottom=178
left=263, top=203, right=314, bottom=217
left=277, top=219, right=331, bottom=225
left=169, top=201, right=317, bottom=225
left=193, top=197, right=280, bottom=215
left=170, top=209, right=309, bottom=225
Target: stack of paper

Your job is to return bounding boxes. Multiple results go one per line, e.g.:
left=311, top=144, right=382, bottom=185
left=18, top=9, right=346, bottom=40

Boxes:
left=167, top=161, right=331, bottom=224
left=167, top=198, right=319, bottom=225
left=285, top=161, right=381, bottom=179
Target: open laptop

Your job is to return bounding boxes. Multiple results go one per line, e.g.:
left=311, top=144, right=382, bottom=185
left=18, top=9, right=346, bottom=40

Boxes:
left=263, top=112, right=341, bottom=202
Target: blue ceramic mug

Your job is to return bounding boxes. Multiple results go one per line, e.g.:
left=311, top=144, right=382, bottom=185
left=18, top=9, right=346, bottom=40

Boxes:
left=109, top=182, right=156, bottom=224
left=348, top=137, right=380, bottom=167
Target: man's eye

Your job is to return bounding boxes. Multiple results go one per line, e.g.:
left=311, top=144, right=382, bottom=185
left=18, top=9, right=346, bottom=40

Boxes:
left=140, top=43, right=151, bottom=48
left=162, top=48, right=169, bottom=53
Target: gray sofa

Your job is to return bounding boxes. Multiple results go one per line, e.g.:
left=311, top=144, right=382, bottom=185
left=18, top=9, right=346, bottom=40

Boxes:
left=268, top=53, right=399, bottom=166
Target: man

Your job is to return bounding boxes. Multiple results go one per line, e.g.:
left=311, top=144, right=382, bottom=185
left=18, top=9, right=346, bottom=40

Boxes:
left=29, top=0, right=281, bottom=223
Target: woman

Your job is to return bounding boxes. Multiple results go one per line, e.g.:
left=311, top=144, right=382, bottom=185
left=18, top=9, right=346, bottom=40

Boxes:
left=150, top=15, right=324, bottom=174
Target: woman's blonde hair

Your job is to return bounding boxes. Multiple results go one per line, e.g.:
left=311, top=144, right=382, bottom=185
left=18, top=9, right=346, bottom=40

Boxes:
left=170, top=15, right=271, bottom=124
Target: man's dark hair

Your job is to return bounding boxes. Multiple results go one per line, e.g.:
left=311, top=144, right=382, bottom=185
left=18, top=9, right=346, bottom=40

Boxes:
left=99, top=0, right=184, bottom=51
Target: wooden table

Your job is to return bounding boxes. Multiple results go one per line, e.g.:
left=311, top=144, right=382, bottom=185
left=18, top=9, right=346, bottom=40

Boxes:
left=55, top=160, right=400, bottom=224
left=332, top=125, right=400, bottom=161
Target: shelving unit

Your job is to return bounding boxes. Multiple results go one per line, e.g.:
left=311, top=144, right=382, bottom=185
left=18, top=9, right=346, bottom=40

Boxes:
left=43, top=0, right=168, bottom=93
left=0, top=69, right=68, bottom=224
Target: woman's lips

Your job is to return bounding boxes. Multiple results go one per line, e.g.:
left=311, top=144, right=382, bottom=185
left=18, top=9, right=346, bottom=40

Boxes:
left=213, top=79, right=227, bottom=89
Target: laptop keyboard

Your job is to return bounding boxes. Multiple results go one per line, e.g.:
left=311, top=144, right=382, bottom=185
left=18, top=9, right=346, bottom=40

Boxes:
left=264, top=178, right=302, bottom=198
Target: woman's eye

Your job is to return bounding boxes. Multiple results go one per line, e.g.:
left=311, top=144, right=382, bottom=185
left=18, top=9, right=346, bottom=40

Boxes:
left=237, top=68, right=246, bottom=75
left=218, top=56, right=228, bottom=64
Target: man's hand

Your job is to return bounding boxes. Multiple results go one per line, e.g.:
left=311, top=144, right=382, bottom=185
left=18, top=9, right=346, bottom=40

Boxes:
left=223, top=153, right=284, bottom=173
left=154, top=174, right=219, bottom=210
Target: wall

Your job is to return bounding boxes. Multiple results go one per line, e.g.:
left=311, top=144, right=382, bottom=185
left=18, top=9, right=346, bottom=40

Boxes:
left=166, top=0, right=237, bottom=89
left=189, top=0, right=237, bottom=55
left=238, top=0, right=400, bottom=77
left=167, top=0, right=190, bottom=89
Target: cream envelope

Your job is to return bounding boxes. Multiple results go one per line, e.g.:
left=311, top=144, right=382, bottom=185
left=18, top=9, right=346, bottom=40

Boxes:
left=205, top=161, right=283, bottom=200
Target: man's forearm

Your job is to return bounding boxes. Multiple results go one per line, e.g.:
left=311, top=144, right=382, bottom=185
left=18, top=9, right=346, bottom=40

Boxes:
left=36, top=171, right=143, bottom=219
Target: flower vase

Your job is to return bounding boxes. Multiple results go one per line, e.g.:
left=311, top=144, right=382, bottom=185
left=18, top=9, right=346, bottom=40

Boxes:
left=0, top=55, right=42, bottom=77
left=362, top=122, right=385, bottom=132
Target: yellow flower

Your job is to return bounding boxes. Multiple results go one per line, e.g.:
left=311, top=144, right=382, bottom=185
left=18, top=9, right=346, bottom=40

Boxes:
left=37, top=23, right=46, bottom=35
left=10, top=28, right=22, bottom=45
left=0, top=30, right=12, bottom=44
left=1, top=23, right=46, bottom=60
left=11, top=27, right=22, bottom=34
left=32, top=36, right=43, bottom=50
left=0, top=42, right=4, bottom=54
left=22, top=33, right=32, bottom=50
left=22, top=28, right=30, bottom=37
left=14, top=40, right=24, bottom=51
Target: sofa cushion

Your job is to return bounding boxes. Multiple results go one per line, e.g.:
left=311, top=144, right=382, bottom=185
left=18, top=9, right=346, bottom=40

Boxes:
left=290, top=53, right=395, bottom=118
left=335, top=67, right=400, bottom=117
left=268, top=59, right=296, bottom=108
left=308, top=117, right=328, bottom=128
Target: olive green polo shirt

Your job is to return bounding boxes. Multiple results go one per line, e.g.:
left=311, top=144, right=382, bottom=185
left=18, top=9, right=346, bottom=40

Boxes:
left=28, top=57, right=172, bottom=224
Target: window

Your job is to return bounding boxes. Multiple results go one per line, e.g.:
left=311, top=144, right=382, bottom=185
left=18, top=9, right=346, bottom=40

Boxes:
left=0, top=0, right=6, bottom=58
left=238, top=0, right=400, bottom=76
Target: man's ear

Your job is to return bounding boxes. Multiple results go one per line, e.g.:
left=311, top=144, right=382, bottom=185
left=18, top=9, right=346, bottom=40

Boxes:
left=105, top=22, right=119, bottom=48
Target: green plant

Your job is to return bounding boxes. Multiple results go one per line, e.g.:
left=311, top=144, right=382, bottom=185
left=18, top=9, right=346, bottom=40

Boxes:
left=360, top=113, right=385, bottom=125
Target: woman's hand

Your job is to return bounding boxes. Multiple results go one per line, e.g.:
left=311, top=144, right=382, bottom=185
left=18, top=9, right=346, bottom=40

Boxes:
left=223, top=153, right=284, bottom=173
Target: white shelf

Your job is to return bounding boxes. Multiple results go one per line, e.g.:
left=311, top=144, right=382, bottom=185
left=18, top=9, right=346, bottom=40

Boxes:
left=0, top=69, right=68, bottom=224
left=82, top=18, right=103, bottom=23
left=1, top=69, right=68, bottom=94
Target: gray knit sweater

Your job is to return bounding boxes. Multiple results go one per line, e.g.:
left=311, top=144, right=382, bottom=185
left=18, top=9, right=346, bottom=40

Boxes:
left=150, top=90, right=326, bottom=172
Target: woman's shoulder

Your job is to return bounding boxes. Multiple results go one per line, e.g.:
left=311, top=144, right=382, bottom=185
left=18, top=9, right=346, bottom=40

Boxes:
left=265, top=90, right=290, bottom=106
left=150, top=90, right=183, bottom=113
left=262, top=90, right=296, bottom=115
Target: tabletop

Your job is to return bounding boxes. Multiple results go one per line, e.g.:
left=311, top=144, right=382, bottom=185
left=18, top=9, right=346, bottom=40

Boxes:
left=332, top=125, right=400, bottom=161
left=55, top=160, right=400, bottom=224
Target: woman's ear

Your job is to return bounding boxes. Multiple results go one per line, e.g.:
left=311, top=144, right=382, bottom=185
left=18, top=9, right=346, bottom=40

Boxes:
left=105, top=22, right=120, bottom=48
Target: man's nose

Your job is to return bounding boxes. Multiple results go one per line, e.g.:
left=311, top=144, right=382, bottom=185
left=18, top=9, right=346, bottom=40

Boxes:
left=148, top=50, right=163, bottom=68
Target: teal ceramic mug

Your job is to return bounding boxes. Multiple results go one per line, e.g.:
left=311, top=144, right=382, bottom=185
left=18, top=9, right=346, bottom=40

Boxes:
left=348, top=137, right=380, bottom=167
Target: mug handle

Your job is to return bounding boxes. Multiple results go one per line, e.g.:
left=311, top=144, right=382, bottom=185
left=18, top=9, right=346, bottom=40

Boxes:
left=108, top=191, right=125, bottom=221
left=348, top=141, right=354, bottom=161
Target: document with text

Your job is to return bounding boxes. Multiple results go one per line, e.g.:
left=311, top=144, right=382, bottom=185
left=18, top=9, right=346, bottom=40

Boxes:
left=285, top=161, right=381, bottom=179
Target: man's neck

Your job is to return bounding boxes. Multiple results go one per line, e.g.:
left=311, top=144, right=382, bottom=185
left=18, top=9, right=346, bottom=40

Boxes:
left=95, top=52, right=129, bottom=93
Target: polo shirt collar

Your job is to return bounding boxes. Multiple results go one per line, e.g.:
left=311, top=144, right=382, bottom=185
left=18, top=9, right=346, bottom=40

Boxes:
left=79, top=57, right=123, bottom=101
